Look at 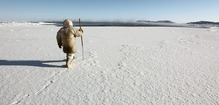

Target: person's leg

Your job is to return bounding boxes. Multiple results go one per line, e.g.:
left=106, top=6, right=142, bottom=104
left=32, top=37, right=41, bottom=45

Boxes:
left=66, top=53, right=75, bottom=68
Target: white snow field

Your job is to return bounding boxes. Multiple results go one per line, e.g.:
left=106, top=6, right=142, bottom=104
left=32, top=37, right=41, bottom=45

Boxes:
left=0, top=23, right=219, bottom=105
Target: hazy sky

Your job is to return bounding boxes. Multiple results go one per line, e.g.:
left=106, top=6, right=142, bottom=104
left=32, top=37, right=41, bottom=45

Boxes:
left=0, top=0, right=218, bottom=23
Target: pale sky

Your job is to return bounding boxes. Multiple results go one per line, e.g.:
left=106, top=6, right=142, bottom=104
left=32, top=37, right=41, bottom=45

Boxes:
left=0, top=0, right=218, bottom=23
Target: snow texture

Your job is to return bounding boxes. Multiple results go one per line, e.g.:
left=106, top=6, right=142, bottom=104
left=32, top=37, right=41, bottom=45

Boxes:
left=0, top=23, right=219, bottom=105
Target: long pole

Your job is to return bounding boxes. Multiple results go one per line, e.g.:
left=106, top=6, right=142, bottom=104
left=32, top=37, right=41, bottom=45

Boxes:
left=79, top=18, right=84, bottom=60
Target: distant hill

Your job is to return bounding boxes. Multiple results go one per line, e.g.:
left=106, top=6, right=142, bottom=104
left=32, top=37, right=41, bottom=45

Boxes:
left=137, top=20, right=174, bottom=23
left=187, top=21, right=219, bottom=25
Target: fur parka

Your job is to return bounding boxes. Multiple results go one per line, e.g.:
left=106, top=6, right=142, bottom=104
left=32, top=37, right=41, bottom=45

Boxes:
left=56, top=19, right=83, bottom=53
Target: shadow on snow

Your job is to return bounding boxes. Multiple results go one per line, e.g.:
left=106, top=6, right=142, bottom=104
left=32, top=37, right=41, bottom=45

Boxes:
left=0, top=59, right=66, bottom=68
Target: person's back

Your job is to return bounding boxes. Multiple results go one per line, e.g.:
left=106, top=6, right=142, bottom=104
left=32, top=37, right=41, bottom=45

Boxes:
left=56, top=19, right=83, bottom=68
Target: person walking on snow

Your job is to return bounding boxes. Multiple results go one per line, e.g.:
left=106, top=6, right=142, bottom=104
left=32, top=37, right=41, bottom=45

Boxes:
left=56, top=19, right=83, bottom=68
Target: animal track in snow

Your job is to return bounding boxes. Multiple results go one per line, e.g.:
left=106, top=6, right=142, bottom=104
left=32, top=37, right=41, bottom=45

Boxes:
left=88, top=51, right=98, bottom=58
left=83, top=51, right=101, bottom=68
left=34, top=70, right=66, bottom=95
left=87, top=60, right=100, bottom=67
left=35, top=80, right=55, bottom=95
left=11, top=94, right=30, bottom=105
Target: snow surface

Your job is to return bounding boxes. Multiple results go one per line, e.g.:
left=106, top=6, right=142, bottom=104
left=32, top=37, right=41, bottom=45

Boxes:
left=0, top=23, right=219, bottom=105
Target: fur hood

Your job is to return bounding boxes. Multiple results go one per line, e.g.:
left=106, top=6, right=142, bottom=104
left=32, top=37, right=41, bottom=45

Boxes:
left=63, top=19, right=73, bottom=28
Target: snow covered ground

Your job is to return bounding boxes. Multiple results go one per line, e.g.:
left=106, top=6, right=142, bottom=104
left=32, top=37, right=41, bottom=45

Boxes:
left=0, top=23, right=219, bottom=105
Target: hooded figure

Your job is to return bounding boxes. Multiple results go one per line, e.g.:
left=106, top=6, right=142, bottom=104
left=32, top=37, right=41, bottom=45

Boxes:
left=56, top=19, right=83, bottom=68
